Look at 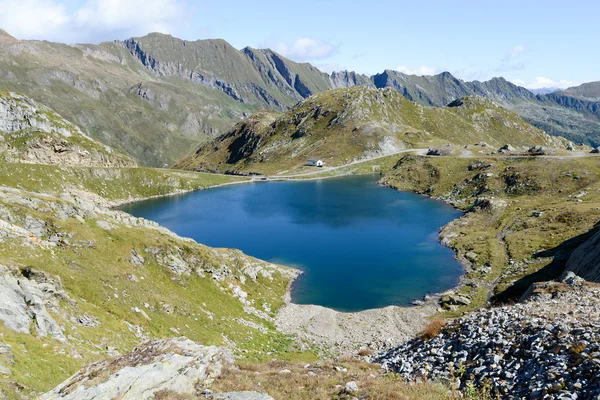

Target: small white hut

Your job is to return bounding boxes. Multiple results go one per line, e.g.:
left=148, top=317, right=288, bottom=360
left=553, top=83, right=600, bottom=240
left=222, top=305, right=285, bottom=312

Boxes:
left=307, top=158, right=324, bottom=167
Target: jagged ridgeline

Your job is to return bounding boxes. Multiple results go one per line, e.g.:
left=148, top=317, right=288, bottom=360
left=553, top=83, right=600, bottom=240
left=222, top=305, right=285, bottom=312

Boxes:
left=0, top=30, right=367, bottom=167
left=175, top=86, right=567, bottom=174
left=1, top=29, right=599, bottom=167
left=0, top=91, right=134, bottom=167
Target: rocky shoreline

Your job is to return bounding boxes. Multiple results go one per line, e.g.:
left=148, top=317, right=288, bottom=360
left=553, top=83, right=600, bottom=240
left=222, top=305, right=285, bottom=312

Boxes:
left=375, top=272, right=600, bottom=399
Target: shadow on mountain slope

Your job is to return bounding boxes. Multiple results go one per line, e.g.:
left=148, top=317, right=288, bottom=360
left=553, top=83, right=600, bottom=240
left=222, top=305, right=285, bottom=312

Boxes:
left=492, top=222, right=600, bottom=304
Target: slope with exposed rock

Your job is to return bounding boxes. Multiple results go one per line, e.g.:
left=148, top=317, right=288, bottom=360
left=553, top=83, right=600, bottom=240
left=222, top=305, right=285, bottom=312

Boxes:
left=175, top=86, right=568, bottom=174
left=0, top=29, right=598, bottom=166
left=0, top=91, right=134, bottom=167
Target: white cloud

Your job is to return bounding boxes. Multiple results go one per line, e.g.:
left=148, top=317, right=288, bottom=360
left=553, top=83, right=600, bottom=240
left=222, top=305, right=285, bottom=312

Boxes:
left=396, top=65, right=437, bottom=76
left=0, top=0, right=70, bottom=40
left=265, top=38, right=337, bottom=61
left=0, top=0, right=185, bottom=43
left=510, top=77, right=579, bottom=90
left=508, top=44, right=525, bottom=60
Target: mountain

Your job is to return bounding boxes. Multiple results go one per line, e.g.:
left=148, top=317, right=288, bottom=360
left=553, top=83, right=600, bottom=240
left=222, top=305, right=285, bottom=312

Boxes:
left=529, top=87, right=560, bottom=95
left=559, top=81, right=600, bottom=101
left=175, top=86, right=567, bottom=174
left=371, top=72, right=536, bottom=105
left=0, top=91, right=134, bottom=167
left=369, top=72, right=600, bottom=147
left=0, top=30, right=598, bottom=166
left=0, top=32, right=352, bottom=167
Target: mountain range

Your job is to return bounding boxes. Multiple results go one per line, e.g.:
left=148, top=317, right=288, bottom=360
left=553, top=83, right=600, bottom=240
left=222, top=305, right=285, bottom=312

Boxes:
left=0, top=29, right=598, bottom=166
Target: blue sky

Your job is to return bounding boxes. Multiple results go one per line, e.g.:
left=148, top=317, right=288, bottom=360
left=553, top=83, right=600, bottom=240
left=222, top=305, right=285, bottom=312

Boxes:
left=0, top=0, right=596, bottom=89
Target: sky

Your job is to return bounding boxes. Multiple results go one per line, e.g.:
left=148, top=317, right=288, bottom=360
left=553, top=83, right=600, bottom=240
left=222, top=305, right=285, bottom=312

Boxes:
left=0, top=0, right=596, bottom=89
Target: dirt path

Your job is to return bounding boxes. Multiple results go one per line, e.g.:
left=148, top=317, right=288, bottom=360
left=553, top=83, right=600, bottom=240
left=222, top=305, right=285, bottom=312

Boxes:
left=273, top=149, right=599, bottom=180
left=275, top=149, right=429, bottom=178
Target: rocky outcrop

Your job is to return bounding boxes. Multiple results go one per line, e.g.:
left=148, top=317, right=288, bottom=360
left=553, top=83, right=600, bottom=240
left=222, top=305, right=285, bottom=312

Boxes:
left=329, top=71, right=373, bottom=89
left=40, top=337, right=233, bottom=400
left=0, top=92, right=135, bottom=167
left=565, top=229, right=600, bottom=282
left=376, top=275, right=600, bottom=399
left=0, top=265, right=69, bottom=342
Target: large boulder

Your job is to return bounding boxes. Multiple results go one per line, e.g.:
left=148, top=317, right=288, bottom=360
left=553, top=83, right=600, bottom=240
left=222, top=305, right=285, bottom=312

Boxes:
left=426, top=147, right=453, bottom=156
left=0, top=265, right=67, bottom=342
left=565, top=229, right=600, bottom=282
left=41, top=337, right=234, bottom=400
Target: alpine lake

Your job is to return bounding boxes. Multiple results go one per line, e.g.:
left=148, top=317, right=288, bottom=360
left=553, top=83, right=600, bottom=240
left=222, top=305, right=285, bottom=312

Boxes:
left=120, top=175, right=463, bottom=312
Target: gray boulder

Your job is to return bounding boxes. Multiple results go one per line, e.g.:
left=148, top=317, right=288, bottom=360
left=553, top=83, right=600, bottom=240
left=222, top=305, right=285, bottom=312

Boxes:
left=499, top=144, right=516, bottom=152
left=41, top=337, right=233, bottom=400
left=0, top=265, right=67, bottom=342
left=426, top=147, right=452, bottom=156
left=528, top=146, right=546, bottom=155
left=440, top=293, right=471, bottom=307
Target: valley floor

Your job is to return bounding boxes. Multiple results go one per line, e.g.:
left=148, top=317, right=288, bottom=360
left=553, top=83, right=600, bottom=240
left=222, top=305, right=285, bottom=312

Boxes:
left=1, top=150, right=600, bottom=399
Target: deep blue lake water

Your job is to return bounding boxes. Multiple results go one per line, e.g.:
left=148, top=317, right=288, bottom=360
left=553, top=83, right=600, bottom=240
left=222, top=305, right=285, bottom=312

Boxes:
left=119, top=175, right=463, bottom=312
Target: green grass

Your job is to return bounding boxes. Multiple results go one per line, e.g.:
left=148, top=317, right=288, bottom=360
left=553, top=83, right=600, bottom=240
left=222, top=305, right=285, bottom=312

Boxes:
left=381, top=155, right=600, bottom=314
left=0, top=185, right=310, bottom=396
left=0, top=162, right=248, bottom=204
left=177, top=86, right=565, bottom=176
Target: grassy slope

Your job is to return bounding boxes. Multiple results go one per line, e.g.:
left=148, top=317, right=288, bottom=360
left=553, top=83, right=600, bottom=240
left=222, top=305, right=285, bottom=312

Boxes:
left=0, top=164, right=319, bottom=398
left=381, top=155, right=600, bottom=314
left=0, top=163, right=247, bottom=204
left=176, top=86, right=567, bottom=175
left=0, top=37, right=261, bottom=167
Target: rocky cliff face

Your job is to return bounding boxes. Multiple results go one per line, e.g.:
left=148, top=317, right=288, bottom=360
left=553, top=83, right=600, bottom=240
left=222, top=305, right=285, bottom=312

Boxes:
left=0, top=266, right=70, bottom=343
left=0, top=92, right=135, bottom=167
left=565, top=229, right=600, bottom=281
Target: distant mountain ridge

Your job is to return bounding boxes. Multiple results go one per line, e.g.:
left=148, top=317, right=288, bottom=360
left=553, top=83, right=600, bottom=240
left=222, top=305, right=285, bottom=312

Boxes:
left=0, top=30, right=597, bottom=166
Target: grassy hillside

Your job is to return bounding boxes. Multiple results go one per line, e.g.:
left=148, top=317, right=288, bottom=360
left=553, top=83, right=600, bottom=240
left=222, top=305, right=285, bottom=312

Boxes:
left=381, top=155, right=600, bottom=314
left=0, top=163, right=305, bottom=399
left=176, top=86, right=569, bottom=175
left=0, top=163, right=247, bottom=205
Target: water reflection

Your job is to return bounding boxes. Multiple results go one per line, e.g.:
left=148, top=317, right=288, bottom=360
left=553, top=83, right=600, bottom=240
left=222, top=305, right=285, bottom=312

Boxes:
left=120, top=175, right=463, bottom=311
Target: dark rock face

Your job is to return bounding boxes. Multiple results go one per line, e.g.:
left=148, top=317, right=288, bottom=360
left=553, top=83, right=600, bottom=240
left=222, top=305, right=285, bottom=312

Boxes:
left=565, top=229, right=600, bottom=281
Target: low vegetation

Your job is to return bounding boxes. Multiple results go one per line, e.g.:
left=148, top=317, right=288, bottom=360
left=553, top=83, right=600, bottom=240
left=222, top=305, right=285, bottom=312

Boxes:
left=211, top=358, right=452, bottom=400
left=176, top=86, right=568, bottom=175
left=381, top=154, right=600, bottom=314
left=420, top=320, right=447, bottom=341
left=0, top=162, right=248, bottom=205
